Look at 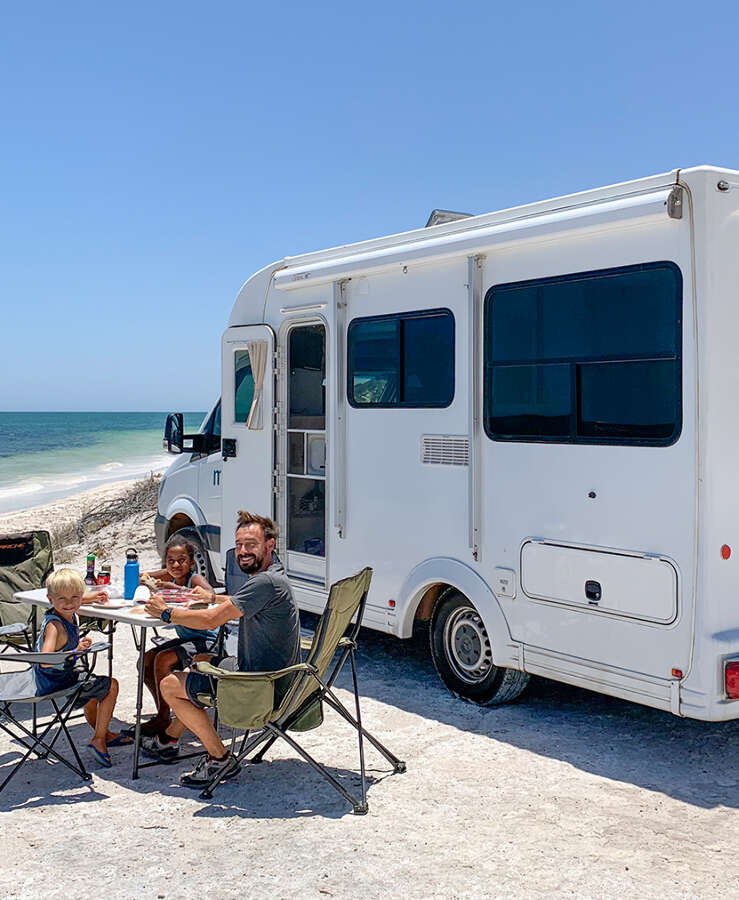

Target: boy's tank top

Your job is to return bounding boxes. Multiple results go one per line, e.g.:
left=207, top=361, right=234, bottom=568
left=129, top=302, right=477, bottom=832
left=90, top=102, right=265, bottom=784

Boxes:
left=34, top=611, right=80, bottom=695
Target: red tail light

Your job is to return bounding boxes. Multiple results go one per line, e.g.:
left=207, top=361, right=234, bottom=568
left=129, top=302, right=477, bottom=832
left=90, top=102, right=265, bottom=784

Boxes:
left=726, top=661, right=739, bottom=699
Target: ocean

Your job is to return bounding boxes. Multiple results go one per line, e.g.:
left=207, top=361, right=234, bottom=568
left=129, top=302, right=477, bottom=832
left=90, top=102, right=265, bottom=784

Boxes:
left=0, top=412, right=206, bottom=515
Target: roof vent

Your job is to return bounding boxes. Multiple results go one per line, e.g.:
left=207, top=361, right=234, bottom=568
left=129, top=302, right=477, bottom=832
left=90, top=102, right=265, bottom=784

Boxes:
left=425, top=209, right=473, bottom=228
left=421, top=435, right=470, bottom=466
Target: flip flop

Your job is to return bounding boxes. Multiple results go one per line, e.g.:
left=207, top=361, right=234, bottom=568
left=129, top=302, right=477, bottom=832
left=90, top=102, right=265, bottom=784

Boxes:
left=88, top=744, right=112, bottom=768
left=107, top=733, right=134, bottom=747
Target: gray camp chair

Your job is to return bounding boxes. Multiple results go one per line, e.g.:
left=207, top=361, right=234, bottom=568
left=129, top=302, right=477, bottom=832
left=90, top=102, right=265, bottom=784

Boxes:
left=0, top=531, right=54, bottom=651
left=0, top=640, right=109, bottom=793
left=193, top=566, right=406, bottom=813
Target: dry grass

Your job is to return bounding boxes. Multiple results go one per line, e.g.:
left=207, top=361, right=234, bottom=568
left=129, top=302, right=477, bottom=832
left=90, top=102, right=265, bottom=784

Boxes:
left=49, top=474, right=160, bottom=562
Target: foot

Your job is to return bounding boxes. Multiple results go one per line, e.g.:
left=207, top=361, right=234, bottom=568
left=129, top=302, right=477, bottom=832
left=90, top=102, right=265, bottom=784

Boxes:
left=141, top=732, right=180, bottom=762
left=106, top=732, right=134, bottom=747
left=180, top=753, right=240, bottom=788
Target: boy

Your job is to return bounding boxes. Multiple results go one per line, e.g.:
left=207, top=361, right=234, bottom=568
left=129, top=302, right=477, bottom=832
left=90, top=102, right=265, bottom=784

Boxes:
left=37, top=568, right=132, bottom=767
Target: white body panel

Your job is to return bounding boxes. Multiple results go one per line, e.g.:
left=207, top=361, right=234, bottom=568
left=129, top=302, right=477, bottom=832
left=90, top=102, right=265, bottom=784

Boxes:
left=157, top=165, right=739, bottom=721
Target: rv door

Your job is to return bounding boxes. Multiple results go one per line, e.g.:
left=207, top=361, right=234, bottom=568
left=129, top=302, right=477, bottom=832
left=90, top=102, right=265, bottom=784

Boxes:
left=220, top=325, right=275, bottom=558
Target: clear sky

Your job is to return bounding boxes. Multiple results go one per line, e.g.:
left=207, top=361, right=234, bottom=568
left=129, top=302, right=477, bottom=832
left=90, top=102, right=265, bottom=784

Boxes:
left=1, top=0, right=737, bottom=412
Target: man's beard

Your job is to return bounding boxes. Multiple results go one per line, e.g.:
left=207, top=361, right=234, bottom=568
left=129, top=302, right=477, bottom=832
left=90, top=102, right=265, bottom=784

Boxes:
left=237, top=552, right=263, bottom=574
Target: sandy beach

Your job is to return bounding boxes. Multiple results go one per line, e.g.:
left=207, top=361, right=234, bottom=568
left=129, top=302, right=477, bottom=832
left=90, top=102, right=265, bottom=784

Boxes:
left=1, top=480, right=739, bottom=899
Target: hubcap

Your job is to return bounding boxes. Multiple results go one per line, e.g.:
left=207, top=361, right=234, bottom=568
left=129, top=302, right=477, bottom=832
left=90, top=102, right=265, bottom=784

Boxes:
left=443, top=605, right=494, bottom=684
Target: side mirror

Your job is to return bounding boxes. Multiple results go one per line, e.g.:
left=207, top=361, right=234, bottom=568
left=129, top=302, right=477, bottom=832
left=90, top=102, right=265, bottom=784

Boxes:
left=164, top=413, right=184, bottom=454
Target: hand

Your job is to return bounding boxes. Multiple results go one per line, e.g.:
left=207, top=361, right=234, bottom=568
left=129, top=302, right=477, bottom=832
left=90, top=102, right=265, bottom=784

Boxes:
left=84, top=589, right=108, bottom=603
left=77, top=636, right=92, bottom=652
left=145, top=592, right=169, bottom=619
left=189, top=585, right=215, bottom=604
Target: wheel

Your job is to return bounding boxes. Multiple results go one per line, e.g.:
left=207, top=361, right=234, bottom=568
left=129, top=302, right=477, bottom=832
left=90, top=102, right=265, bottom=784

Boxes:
left=172, top=527, right=215, bottom=584
left=429, top=589, right=530, bottom=706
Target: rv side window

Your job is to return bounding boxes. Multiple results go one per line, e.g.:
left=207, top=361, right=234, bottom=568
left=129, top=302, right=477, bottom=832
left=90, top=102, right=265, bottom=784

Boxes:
left=484, top=262, right=682, bottom=445
left=234, top=350, right=255, bottom=423
left=347, top=308, right=454, bottom=408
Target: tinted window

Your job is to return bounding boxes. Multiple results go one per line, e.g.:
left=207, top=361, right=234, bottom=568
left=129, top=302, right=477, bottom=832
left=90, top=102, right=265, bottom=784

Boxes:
left=234, top=350, right=254, bottom=423
left=348, top=309, right=454, bottom=407
left=288, top=325, right=326, bottom=429
left=484, top=262, right=682, bottom=445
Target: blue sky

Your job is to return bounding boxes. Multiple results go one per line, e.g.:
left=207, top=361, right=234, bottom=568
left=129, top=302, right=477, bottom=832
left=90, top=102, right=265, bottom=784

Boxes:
left=1, top=1, right=737, bottom=411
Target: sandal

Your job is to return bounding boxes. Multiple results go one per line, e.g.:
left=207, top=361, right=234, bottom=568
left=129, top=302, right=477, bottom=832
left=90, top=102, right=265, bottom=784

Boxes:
left=88, top=744, right=112, bottom=768
left=107, top=733, right=135, bottom=747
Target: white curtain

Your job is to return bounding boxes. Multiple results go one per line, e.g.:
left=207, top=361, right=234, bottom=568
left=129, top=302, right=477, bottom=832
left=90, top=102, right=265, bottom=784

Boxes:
left=246, top=340, right=268, bottom=430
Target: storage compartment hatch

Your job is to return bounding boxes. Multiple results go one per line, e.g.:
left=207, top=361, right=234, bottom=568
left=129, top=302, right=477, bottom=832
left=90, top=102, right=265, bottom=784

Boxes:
left=520, top=540, right=677, bottom=624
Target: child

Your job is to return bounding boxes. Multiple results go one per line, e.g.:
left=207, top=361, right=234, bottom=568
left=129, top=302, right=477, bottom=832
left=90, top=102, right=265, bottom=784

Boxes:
left=37, top=568, right=132, bottom=768
left=137, top=534, right=217, bottom=752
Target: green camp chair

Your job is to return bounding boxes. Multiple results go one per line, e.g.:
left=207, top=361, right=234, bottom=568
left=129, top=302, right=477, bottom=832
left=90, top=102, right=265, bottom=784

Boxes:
left=193, top=566, right=406, bottom=813
left=0, top=531, right=54, bottom=652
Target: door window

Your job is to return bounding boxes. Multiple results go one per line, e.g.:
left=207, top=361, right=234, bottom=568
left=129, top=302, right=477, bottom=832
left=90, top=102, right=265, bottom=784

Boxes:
left=234, top=350, right=255, bottom=423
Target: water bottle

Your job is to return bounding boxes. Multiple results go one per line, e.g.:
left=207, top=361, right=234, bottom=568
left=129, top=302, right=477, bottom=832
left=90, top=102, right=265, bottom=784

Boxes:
left=124, top=548, right=140, bottom=600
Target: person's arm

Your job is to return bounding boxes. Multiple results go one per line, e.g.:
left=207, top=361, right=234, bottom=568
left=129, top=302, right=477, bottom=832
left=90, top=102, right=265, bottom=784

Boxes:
left=141, top=568, right=169, bottom=582
left=190, top=573, right=211, bottom=592
left=188, top=584, right=232, bottom=605
left=145, top=593, right=242, bottom=630
left=39, top=620, right=64, bottom=667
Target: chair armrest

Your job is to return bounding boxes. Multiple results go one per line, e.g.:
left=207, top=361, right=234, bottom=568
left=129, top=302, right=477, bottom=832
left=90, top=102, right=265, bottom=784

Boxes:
left=192, top=660, right=317, bottom=682
left=0, top=623, right=29, bottom=637
left=7, top=642, right=111, bottom=666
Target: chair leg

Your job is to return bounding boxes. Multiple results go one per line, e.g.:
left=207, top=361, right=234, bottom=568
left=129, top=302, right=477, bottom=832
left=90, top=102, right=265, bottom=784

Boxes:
left=268, top=725, right=368, bottom=814
left=50, top=698, right=91, bottom=781
left=322, top=691, right=406, bottom=774
left=248, top=732, right=278, bottom=764
left=348, top=649, right=368, bottom=813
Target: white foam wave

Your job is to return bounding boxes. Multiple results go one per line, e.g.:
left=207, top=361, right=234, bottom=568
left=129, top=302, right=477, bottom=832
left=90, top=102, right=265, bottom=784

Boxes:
left=0, top=481, right=45, bottom=500
left=98, top=462, right=124, bottom=472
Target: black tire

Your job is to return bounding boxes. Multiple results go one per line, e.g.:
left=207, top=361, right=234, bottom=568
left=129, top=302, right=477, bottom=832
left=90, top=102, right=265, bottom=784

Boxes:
left=172, top=527, right=215, bottom=584
left=430, top=589, right=530, bottom=706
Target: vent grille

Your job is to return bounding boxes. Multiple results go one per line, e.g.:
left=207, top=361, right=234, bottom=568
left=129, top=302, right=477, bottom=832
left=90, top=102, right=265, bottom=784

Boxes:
left=421, top=435, right=469, bottom=467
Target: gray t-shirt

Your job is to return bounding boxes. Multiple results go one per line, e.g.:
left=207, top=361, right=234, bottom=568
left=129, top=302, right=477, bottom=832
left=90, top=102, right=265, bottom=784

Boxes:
left=230, top=560, right=300, bottom=699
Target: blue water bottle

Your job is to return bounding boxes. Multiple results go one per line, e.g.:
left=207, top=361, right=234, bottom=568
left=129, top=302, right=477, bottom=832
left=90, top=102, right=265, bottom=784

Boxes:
left=124, top=547, right=139, bottom=600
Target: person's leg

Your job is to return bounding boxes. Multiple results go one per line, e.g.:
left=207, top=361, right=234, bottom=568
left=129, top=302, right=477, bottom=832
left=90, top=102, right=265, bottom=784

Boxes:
left=159, top=654, right=213, bottom=741
left=139, top=648, right=182, bottom=736
left=159, top=672, right=225, bottom=758
left=88, top=678, right=119, bottom=755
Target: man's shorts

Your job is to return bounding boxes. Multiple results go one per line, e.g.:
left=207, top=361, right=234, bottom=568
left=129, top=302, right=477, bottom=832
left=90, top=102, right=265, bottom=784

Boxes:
left=185, top=655, right=237, bottom=709
left=73, top=674, right=112, bottom=708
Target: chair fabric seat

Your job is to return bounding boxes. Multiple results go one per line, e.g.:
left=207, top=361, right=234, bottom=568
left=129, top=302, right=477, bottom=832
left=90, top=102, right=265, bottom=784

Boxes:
left=0, top=668, right=75, bottom=704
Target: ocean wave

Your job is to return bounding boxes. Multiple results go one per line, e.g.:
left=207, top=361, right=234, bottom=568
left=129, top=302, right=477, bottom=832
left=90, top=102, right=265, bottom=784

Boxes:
left=0, top=481, right=45, bottom=500
left=98, top=462, right=124, bottom=472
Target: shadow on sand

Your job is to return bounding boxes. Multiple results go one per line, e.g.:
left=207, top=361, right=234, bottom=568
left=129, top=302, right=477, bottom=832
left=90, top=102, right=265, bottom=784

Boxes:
left=3, top=613, right=737, bottom=814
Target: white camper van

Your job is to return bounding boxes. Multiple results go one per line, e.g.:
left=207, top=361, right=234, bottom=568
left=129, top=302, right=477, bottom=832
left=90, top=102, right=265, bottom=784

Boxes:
left=157, top=165, right=739, bottom=719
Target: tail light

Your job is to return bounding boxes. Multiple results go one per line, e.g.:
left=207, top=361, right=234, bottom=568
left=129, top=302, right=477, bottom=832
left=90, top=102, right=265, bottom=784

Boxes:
left=725, top=661, right=739, bottom=699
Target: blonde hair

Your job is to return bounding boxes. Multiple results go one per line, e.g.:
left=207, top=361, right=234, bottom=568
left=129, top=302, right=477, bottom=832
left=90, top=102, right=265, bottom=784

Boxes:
left=46, top=568, right=86, bottom=598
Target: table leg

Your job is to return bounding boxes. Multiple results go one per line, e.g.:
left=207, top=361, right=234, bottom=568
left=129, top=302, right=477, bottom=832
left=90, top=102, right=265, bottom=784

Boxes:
left=132, top=627, right=147, bottom=780
left=107, top=622, right=114, bottom=680
left=31, top=610, right=38, bottom=738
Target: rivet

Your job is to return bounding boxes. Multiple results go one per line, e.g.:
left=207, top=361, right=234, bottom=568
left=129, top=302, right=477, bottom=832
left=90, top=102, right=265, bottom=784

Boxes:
left=588, top=491, right=596, bottom=499
left=717, top=180, right=730, bottom=192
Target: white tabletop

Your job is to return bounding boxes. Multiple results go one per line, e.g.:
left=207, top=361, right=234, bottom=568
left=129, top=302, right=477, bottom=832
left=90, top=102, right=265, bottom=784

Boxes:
left=14, top=588, right=163, bottom=628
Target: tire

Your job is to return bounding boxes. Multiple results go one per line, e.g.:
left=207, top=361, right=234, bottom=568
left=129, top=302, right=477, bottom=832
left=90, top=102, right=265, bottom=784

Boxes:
left=429, top=589, right=530, bottom=706
left=172, top=527, right=215, bottom=584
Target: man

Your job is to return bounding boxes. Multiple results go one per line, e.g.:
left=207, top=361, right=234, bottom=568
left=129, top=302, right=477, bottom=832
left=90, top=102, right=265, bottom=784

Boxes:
left=144, top=511, right=300, bottom=788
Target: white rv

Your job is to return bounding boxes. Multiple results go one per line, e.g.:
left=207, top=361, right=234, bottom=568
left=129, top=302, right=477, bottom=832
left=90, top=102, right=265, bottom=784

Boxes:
left=157, top=165, right=739, bottom=718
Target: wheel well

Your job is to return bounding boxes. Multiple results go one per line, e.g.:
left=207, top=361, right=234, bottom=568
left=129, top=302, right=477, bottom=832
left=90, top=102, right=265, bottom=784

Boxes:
left=413, top=583, right=453, bottom=623
left=167, top=514, right=195, bottom=539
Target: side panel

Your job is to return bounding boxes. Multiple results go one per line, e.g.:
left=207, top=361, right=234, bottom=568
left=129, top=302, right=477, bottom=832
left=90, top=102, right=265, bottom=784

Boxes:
left=481, top=213, right=696, bottom=681
left=220, top=325, right=274, bottom=560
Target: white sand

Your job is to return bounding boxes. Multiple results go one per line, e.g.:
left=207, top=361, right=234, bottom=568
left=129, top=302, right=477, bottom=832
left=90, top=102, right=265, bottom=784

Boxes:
left=1, top=481, right=739, bottom=898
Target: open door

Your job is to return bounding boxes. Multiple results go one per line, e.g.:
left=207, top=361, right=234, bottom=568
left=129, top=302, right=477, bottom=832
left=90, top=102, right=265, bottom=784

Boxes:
left=220, top=325, right=274, bottom=560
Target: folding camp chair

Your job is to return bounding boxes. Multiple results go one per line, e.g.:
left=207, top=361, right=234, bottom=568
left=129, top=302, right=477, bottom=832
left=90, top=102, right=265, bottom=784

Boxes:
left=193, top=566, right=406, bottom=813
left=0, top=640, right=109, bottom=794
left=0, top=531, right=54, bottom=652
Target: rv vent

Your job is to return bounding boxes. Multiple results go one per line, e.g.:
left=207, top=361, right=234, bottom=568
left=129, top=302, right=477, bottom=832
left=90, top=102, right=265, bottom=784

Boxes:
left=421, top=435, right=469, bottom=467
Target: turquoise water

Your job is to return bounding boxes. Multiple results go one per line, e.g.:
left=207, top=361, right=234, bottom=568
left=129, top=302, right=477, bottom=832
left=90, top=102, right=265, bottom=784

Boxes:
left=0, top=412, right=205, bottom=514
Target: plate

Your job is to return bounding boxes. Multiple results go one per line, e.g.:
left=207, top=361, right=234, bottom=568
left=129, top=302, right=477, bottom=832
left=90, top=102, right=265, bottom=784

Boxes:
left=92, top=600, right=129, bottom=609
